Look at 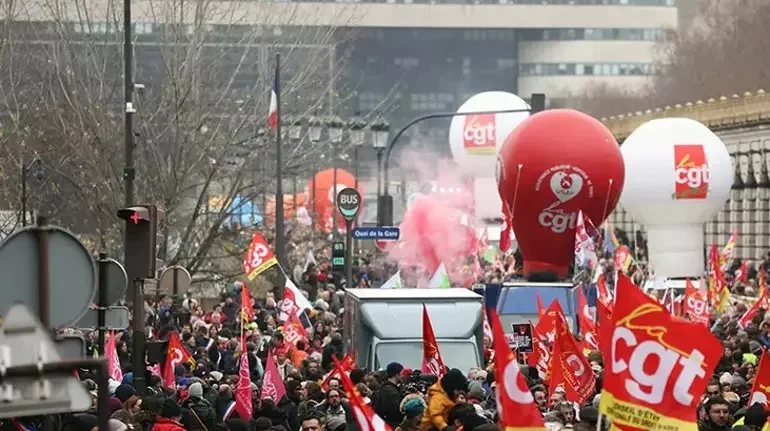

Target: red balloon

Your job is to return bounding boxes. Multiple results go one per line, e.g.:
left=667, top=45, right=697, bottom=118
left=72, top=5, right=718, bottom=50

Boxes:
left=496, top=109, right=624, bottom=281
left=306, top=168, right=362, bottom=232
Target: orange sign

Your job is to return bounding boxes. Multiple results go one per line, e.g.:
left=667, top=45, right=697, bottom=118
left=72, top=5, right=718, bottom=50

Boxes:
left=674, top=144, right=710, bottom=199
left=600, top=275, right=722, bottom=430
left=462, top=114, right=496, bottom=154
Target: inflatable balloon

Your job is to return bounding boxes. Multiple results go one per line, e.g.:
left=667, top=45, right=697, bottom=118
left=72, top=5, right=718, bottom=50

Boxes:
left=306, top=169, right=362, bottom=232
left=496, top=109, right=625, bottom=282
left=394, top=194, right=477, bottom=273
left=620, top=118, right=733, bottom=278
left=448, top=91, right=530, bottom=175
left=266, top=193, right=308, bottom=226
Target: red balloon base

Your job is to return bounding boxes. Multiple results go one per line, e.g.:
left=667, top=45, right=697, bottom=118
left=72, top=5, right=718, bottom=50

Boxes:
left=523, top=261, right=567, bottom=283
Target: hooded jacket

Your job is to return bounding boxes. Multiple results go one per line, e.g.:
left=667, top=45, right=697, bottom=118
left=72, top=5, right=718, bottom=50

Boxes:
left=420, top=383, right=454, bottom=431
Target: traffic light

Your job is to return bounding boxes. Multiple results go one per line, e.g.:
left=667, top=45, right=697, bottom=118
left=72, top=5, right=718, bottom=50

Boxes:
left=118, top=205, right=162, bottom=279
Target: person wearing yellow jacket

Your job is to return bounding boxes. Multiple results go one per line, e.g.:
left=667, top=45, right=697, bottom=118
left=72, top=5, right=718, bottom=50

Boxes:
left=420, top=369, right=468, bottom=431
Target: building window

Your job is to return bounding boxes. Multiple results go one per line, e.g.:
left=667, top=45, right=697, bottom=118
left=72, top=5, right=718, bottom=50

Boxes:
left=519, top=62, right=656, bottom=77
left=394, top=57, right=419, bottom=69
left=521, top=27, right=665, bottom=41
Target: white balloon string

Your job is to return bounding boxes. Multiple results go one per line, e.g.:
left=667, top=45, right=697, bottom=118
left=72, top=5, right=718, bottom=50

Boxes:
left=599, top=178, right=614, bottom=225
left=509, top=164, right=524, bottom=223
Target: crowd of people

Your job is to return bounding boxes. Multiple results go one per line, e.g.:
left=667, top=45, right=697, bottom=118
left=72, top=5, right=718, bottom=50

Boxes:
left=4, top=223, right=770, bottom=431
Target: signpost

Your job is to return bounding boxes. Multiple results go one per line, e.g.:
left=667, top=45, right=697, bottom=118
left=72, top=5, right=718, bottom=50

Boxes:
left=159, top=265, right=192, bottom=296
left=75, top=306, right=130, bottom=330
left=352, top=226, right=400, bottom=240
left=332, top=242, right=345, bottom=273
left=0, top=218, right=108, bottom=429
left=336, top=188, right=361, bottom=289
left=0, top=304, right=93, bottom=418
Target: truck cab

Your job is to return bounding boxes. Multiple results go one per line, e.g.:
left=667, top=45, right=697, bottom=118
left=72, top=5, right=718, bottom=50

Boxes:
left=343, top=288, right=484, bottom=372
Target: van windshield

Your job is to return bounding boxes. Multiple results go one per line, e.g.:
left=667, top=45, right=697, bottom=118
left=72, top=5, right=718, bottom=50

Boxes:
left=375, top=341, right=480, bottom=372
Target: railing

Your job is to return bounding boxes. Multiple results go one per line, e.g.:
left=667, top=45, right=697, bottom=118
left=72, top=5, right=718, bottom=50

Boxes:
left=601, top=90, right=770, bottom=139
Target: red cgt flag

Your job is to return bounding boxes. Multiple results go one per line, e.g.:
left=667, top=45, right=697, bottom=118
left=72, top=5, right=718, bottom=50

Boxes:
left=599, top=274, right=722, bottom=431
left=241, top=286, right=254, bottom=324
left=683, top=278, right=710, bottom=326
left=163, top=332, right=195, bottom=388
left=549, top=313, right=596, bottom=405
left=282, top=312, right=309, bottom=347
left=421, top=304, right=446, bottom=377
left=243, top=232, right=278, bottom=280
left=490, top=309, right=546, bottom=430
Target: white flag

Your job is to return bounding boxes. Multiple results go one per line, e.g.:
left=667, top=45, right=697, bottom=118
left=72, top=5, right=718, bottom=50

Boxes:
left=573, top=210, right=598, bottom=271
left=303, top=248, right=317, bottom=271
left=380, top=271, right=403, bottom=289
left=428, top=263, right=451, bottom=289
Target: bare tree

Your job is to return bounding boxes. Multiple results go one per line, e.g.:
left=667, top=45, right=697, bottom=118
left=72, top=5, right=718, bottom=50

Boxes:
left=0, top=0, right=389, bottom=292
left=572, top=0, right=770, bottom=116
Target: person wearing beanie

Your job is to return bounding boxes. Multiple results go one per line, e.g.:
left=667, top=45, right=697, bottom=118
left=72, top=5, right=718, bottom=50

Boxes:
left=115, top=384, right=136, bottom=404
left=374, top=362, right=405, bottom=428
left=153, top=399, right=185, bottom=431
left=466, top=381, right=486, bottom=416
left=396, top=398, right=426, bottom=431
left=326, top=415, right=347, bottom=431
left=420, top=368, right=468, bottom=431
left=731, top=402, right=770, bottom=429
left=108, top=379, right=121, bottom=395
left=461, top=413, right=488, bottom=431
left=181, top=382, right=216, bottom=431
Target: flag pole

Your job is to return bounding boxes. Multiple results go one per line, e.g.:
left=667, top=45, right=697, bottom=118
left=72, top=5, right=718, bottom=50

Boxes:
left=274, top=54, right=286, bottom=275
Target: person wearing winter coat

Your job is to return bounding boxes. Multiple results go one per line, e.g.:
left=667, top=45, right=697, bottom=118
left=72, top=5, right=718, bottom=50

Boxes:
left=396, top=398, right=426, bottom=431
left=181, top=383, right=217, bottom=431
left=374, top=362, right=405, bottom=428
left=420, top=369, right=468, bottom=431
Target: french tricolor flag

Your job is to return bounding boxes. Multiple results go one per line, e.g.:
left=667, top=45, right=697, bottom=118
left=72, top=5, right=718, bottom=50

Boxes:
left=268, top=64, right=278, bottom=130
left=223, top=400, right=237, bottom=421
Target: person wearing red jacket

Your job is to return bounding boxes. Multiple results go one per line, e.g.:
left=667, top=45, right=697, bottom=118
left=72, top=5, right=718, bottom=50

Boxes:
left=152, top=399, right=186, bottom=431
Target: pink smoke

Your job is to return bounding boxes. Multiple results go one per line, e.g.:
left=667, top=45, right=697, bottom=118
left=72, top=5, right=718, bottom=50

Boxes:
left=388, top=153, right=478, bottom=274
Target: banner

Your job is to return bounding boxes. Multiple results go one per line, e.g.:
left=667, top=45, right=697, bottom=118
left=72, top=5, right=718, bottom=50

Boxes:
left=682, top=279, right=709, bottom=326
left=243, top=232, right=278, bottom=280
left=600, top=275, right=722, bottom=430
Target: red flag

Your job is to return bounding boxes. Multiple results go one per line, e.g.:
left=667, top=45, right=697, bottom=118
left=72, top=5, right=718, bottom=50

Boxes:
left=599, top=274, right=722, bottom=430
left=737, top=260, right=749, bottom=283
left=243, top=232, right=278, bottom=280
left=597, top=273, right=613, bottom=306
left=577, top=288, right=599, bottom=353
left=536, top=294, right=546, bottom=319
left=105, top=331, right=123, bottom=382
left=490, top=310, right=546, bottom=430
left=163, top=332, right=195, bottom=388
left=549, top=314, right=596, bottom=405
left=235, top=346, right=253, bottom=420
left=322, top=353, right=356, bottom=391
left=749, top=350, right=770, bottom=408
left=482, top=308, right=494, bottom=342
left=596, top=299, right=613, bottom=358
left=535, top=300, right=565, bottom=344
left=499, top=202, right=512, bottom=252
left=282, top=312, right=309, bottom=347
left=260, top=350, right=286, bottom=403
left=683, top=279, right=710, bottom=326
left=478, top=227, right=489, bottom=251
left=738, top=291, right=766, bottom=328
left=335, top=357, right=391, bottom=431
left=421, top=305, right=446, bottom=377
left=241, top=287, right=254, bottom=324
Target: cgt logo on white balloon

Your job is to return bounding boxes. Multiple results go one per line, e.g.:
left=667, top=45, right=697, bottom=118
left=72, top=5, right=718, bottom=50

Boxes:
left=534, top=165, right=594, bottom=234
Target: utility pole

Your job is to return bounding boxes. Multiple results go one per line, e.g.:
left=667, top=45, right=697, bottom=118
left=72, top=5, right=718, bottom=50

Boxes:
left=123, top=0, right=146, bottom=396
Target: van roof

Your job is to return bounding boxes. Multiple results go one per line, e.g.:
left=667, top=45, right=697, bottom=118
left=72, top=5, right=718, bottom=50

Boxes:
left=345, top=288, right=482, bottom=300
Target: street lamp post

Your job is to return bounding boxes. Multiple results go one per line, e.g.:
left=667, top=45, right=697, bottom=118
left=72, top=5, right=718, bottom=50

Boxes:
left=20, top=157, right=44, bottom=227
left=377, top=94, right=545, bottom=226
left=370, top=119, right=390, bottom=201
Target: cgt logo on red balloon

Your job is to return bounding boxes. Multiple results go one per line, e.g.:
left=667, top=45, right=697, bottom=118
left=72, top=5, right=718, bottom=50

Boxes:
left=534, top=165, right=594, bottom=234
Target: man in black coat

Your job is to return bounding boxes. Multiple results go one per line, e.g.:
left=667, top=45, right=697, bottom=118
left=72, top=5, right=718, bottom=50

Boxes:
left=373, top=362, right=404, bottom=429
